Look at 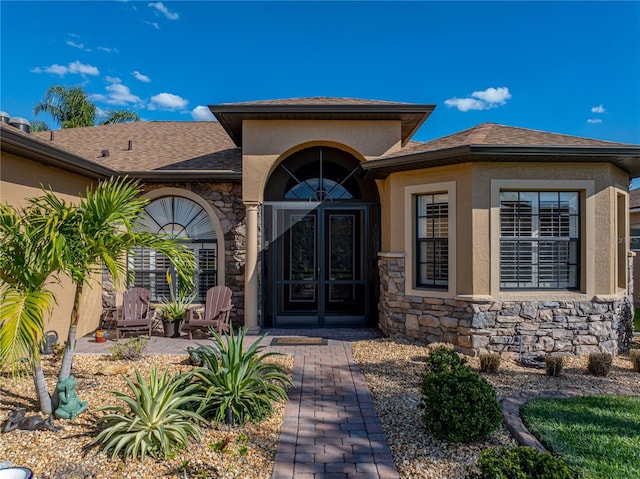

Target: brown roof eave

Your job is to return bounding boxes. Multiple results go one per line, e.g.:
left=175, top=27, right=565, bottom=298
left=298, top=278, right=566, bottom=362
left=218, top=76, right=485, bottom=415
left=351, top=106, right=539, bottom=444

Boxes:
left=362, top=144, right=640, bottom=179
left=208, top=103, right=436, bottom=147
left=1, top=126, right=116, bottom=179
left=124, top=170, right=242, bottom=182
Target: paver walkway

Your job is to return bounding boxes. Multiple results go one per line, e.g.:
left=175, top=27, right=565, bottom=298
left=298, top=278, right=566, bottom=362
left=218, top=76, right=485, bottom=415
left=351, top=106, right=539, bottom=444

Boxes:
left=75, top=328, right=399, bottom=479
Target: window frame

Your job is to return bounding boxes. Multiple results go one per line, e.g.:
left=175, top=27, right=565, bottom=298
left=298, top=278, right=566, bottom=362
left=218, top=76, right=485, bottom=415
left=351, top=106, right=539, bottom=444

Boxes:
left=129, top=189, right=225, bottom=303
left=404, top=181, right=456, bottom=298
left=490, top=180, right=595, bottom=298
left=415, top=193, right=449, bottom=289
left=498, top=190, right=580, bottom=290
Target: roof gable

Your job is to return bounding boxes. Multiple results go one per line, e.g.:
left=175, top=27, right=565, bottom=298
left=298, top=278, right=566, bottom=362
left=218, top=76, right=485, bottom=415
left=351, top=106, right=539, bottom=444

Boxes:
left=209, top=97, right=435, bottom=147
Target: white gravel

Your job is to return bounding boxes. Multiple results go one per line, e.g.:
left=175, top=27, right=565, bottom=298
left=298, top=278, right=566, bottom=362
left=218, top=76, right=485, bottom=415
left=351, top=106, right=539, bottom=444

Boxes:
left=351, top=336, right=640, bottom=479
left=0, top=354, right=293, bottom=479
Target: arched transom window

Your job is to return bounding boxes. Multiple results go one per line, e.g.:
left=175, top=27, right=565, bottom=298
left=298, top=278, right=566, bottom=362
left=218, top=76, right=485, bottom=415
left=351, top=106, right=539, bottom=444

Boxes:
left=129, top=196, right=218, bottom=302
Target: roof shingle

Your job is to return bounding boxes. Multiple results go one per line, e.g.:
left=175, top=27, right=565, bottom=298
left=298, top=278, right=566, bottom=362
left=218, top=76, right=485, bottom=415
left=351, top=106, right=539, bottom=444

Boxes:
left=31, top=121, right=241, bottom=173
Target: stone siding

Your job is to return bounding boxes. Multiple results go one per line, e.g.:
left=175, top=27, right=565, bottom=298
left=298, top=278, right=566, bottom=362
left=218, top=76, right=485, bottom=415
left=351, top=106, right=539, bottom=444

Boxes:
left=378, top=254, right=629, bottom=356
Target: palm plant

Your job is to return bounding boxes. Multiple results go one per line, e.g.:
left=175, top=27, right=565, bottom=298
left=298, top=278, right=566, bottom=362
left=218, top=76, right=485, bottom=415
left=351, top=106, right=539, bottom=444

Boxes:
left=34, top=84, right=139, bottom=129
left=189, top=326, right=291, bottom=425
left=1, top=178, right=195, bottom=414
left=92, top=367, right=205, bottom=460
left=0, top=203, right=59, bottom=414
left=28, top=177, right=196, bottom=386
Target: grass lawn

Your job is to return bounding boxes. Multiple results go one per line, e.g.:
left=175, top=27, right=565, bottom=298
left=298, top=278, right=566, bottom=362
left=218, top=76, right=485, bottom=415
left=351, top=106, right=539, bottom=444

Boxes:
left=520, top=395, right=640, bottom=479
left=635, top=307, right=640, bottom=331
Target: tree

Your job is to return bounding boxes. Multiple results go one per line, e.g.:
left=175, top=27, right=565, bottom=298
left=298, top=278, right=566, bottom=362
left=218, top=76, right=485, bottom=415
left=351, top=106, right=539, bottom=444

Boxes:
left=1, top=177, right=195, bottom=414
left=30, top=177, right=195, bottom=387
left=0, top=202, right=61, bottom=414
left=33, top=84, right=139, bottom=130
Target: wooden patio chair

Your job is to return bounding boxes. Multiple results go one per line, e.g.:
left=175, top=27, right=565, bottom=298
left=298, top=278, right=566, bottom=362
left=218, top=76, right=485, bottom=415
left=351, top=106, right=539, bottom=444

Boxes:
left=186, top=286, right=233, bottom=339
left=114, top=287, right=153, bottom=339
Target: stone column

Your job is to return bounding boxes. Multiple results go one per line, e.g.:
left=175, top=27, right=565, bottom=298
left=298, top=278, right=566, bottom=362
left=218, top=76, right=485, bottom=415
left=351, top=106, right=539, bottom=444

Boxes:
left=244, top=203, right=260, bottom=333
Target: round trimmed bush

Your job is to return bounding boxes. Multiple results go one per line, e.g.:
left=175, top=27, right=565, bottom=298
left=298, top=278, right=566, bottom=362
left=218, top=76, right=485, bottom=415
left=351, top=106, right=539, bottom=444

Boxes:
left=423, top=344, right=469, bottom=375
left=465, top=446, right=574, bottom=479
left=420, top=367, right=502, bottom=443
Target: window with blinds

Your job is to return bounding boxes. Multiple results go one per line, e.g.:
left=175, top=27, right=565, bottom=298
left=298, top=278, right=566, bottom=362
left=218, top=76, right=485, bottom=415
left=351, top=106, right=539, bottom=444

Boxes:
left=416, top=193, right=448, bottom=288
left=129, top=196, right=218, bottom=302
left=500, top=191, right=579, bottom=289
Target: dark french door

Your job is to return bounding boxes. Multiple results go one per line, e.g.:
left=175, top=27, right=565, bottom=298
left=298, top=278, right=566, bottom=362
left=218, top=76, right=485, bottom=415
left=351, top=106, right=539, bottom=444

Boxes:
left=265, top=203, right=369, bottom=327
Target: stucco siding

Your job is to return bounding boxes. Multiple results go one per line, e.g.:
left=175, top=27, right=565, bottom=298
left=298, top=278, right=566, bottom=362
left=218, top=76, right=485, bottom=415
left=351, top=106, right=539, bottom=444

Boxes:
left=0, top=152, right=101, bottom=340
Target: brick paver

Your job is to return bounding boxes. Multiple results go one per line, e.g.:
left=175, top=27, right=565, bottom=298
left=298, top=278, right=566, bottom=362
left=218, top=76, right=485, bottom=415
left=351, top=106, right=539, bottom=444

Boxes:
left=76, top=328, right=399, bottom=479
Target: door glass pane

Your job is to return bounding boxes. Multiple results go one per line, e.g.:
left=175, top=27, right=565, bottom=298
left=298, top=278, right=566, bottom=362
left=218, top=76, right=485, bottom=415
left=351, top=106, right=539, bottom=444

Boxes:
left=329, top=214, right=354, bottom=281
left=290, top=214, right=316, bottom=282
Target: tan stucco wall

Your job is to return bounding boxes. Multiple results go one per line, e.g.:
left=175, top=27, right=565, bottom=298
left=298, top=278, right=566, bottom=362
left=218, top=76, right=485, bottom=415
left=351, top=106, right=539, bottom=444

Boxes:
left=380, top=160, right=630, bottom=301
left=1, top=152, right=102, bottom=340
left=379, top=163, right=474, bottom=295
left=242, top=120, right=402, bottom=203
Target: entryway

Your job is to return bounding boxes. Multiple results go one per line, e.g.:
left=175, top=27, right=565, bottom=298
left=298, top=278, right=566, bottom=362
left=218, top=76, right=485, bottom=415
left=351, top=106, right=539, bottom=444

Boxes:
left=262, top=146, right=380, bottom=328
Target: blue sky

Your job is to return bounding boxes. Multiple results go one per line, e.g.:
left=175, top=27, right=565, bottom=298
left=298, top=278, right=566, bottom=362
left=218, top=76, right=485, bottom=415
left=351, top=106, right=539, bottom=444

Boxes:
left=1, top=1, right=639, bottom=146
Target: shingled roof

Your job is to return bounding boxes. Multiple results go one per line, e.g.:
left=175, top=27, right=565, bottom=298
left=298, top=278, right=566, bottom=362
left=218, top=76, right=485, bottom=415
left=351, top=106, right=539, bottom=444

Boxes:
left=363, top=122, right=640, bottom=178
left=31, top=121, right=241, bottom=179
left=382, top=122, right=633, bottom=158
left=218, top=97, right=414, bottom=106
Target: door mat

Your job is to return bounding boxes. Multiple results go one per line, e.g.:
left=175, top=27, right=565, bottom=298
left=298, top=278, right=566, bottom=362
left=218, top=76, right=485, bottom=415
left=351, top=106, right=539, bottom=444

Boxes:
left=270, top=337, right=328, bottom=346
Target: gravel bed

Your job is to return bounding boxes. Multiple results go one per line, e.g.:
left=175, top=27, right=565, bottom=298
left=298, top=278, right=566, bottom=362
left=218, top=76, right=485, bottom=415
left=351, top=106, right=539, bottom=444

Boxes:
left=0, top=354, right=293, bottom=479
left=352, top=336, right=640, bottom=479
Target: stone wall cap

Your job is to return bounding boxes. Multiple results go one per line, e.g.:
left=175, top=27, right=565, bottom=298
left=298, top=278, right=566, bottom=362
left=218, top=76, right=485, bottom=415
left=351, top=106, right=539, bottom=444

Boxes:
left=378, top=251, right=405, bottom=258
left=454, top=295, right=493, bottom=302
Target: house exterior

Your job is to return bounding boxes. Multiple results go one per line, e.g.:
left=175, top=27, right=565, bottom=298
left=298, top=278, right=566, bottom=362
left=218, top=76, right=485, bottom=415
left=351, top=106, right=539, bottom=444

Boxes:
left=629, top=188, right=640, bottom=306
left=2, top=97, right=639, bottom=355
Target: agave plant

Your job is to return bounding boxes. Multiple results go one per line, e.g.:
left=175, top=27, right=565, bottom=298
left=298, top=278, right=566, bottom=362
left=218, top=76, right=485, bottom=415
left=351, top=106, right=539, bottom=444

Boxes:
left=92, top=367, right=205, bottom=460
left=190, top=326, right=291, bottom=425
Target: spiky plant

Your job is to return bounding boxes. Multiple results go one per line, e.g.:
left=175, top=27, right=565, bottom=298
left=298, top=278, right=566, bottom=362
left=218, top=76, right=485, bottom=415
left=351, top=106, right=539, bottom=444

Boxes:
left=189, top=326, right=291, bottom=425
left=92, top=367, right=205, bottom=460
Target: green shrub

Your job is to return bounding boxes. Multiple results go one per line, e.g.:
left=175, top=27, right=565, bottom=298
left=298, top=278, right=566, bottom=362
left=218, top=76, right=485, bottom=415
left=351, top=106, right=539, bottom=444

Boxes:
left=479, top=353, right=501, bottom=374
left=587, top=352, right=613, bottom=376
left=424, top=344, right=469, bottom=375
left=189, top=326, right=291, bottom=425
left=109, top=337, right=147, bottom=361
left=420, top=367, right=502, bottom=443
left=545, top=355, right=565, bottom=377
left=465, top=446, right=574, bottom=479
left=630, top=350, right=640, bottom=373
left=92, top=367, right=205, bottom=460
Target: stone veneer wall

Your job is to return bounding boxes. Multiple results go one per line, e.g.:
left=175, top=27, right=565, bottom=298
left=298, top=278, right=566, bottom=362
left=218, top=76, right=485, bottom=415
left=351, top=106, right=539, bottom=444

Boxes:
left=103, top=182, right=249, bottom=327
left=378, top=254, right=631, bottom=356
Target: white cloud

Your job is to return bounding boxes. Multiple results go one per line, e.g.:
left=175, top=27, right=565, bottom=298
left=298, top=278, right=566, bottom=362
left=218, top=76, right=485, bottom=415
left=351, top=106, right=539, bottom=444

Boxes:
left=68, top=61, right=100, bottom=76
left=106, top=76, right=121, bottom=83
left=31, top=61, right=99, bottom=77
left=444, top=97, right=487, bottom=112
left=587, top=118, right=603, bottom=124
left=133, top=71, right=151, bottom=83
left=191, top=105, right=214, bottom=121
left=149, top=92, right=188, bottom=110
left=91, top=79, right=141, bottom=106
left=445, top=86, right=512, bottom=112
left=148, top=2, right=179, bottom=20
left=146, top=21, right=160, bottom=30
left=66, top=40, right=85, bottom=49
left=98, top=46, right=118, bottom=53
left=591, top=104, right=605, bottom=114
left=471, top=87, right=511, bottom=105
left=105, top=83, right=142, bottom=106
left=34, top=64, right=68, bottom=76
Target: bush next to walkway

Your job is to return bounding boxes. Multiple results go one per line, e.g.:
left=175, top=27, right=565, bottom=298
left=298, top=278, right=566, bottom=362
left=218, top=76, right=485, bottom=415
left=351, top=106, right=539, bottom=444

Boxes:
left=465, top=446, right=574, bottom=479
left=420, top=346, right=502, bottom=443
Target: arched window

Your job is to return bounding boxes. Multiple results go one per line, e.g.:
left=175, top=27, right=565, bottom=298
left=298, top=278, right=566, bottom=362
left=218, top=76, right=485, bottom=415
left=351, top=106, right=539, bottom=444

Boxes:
left=129, top=196, right=218, bottom=302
